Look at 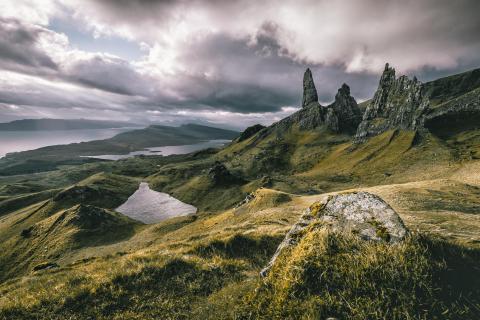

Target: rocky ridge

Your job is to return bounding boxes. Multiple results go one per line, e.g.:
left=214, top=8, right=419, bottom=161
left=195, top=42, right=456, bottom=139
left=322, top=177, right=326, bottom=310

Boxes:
left=328, top=83, right=363, bottom=134
left=273, top=63, right=480, bottom=144
left=237, top=124, right=266, bottom=142
left=354, top=63, right=430, bottom=142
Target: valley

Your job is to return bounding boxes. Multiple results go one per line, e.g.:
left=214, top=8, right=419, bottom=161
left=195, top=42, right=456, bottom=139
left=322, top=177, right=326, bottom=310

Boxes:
left=1, top=64, right=480, bottom=319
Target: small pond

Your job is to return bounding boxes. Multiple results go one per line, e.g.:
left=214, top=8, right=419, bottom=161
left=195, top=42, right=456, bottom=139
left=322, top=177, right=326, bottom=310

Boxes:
left=116, top=182, right=197, bottom=224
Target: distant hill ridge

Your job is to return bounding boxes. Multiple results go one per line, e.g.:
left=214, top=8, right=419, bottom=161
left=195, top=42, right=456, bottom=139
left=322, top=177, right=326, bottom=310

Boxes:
left=0, top=123, right=239, bottom=175
left=0, top=118, right=140, bottom=131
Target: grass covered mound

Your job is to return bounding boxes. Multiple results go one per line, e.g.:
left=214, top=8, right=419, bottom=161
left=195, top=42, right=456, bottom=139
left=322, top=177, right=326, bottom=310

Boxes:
left=0, top=232, right=281, bottom=320
left=0, top=256, right=245, bottom=320
left=239, top=228, right=480, bottom=319
left=192, top=233, right=284, bottom=266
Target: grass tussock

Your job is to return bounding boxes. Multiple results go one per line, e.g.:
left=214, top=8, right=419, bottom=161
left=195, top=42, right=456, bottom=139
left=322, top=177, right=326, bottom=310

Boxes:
left=238, top=229, right=480, bottom=320
left=192, top=233, right=284, bottom=266
left=0, top=257, right=244, bottom=320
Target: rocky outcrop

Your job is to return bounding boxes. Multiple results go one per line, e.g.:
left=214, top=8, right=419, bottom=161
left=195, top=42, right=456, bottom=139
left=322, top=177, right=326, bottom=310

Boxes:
left=324, top=108, right=339, bottom=132
left=302, top=68, right=318, bottom=108
left=423, top=67, right=480, bottom=106
left=208, top=161, right=241, bottom=185
left=237, top=124, right=266, bottom=142
left=326, top=83, right=363, bottom=134
left=424, top=87, right=480, bottom=137
left=275, top=71, right=361, bottom=134
left=355, top=63, right=430, bottom=142
left=260, top=192, right=408, bottom=276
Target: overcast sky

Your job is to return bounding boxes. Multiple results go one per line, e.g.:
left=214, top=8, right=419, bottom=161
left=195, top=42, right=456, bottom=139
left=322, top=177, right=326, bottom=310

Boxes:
left=0, top=0, right=479, bottom=130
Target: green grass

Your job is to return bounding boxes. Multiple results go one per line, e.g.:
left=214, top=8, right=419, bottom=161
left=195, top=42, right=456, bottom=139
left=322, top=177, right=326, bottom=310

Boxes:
left=0, top=94, right=480, bottom=320
left=192, top=233, right=284, bottom=266
left=239, top=229, right=480, bottom=319
left=0, top=256, right=245, bottom=320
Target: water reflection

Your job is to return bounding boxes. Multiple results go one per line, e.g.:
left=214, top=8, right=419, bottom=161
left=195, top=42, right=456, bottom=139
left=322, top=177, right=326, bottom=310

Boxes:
left=86, top=139, right=230, bottom=160
left=116, top=182, right=197, bottom=224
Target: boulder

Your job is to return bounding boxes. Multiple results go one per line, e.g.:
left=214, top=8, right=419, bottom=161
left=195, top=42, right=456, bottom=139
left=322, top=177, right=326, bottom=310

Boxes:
left=33, top=262, right=59, bottom=271
left=261, top=192, right=408, bottom=276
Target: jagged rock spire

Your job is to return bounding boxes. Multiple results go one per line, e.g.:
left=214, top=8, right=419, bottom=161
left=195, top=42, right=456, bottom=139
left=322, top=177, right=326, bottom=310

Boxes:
left=302, top=68, right=318, bottom=108
left=354, top=63, right=430, bottom=142
left=326, top=83, right=362, bottom=134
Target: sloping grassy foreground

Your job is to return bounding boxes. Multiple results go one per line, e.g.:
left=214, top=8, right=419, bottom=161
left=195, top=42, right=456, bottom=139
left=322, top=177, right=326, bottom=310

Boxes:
left=238, top=229, right=480, bottom=320
left=0, top=233, right=281, bottom=320
left=1, top=229, right=479, bottom=320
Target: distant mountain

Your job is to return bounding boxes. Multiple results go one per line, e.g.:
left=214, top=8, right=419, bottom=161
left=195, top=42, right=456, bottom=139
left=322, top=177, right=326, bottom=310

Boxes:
left=0, top=119, right=139, bottom=131
left=0, top=123, right=239, bottom=175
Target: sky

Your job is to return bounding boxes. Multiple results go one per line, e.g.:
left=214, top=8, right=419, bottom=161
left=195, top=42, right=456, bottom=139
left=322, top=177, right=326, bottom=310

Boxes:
left=0, top=0, right=479, bottom=130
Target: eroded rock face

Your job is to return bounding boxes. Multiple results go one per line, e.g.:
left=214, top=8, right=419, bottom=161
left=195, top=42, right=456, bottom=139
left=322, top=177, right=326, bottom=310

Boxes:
left=237, top=124, right=266, bottom=142
left=326, top=83, right=362, bottom=133
left=302, top=68, right=319, bottom=108
left=275, top=73, right=360, bottom=134
left=260, top=192, right=408, bottom=277
left=355, top=63, right=430, bottom=142
left=424, top=87, right=480, bottom=137
left=207, top=161, right=241, bottom=185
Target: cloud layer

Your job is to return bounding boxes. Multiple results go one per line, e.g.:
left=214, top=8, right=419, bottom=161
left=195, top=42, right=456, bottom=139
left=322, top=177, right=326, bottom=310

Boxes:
left=0, top=0, right=479, bottom=128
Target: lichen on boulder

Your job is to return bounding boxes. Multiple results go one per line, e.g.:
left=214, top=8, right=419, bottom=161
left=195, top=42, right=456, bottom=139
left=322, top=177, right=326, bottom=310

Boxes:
left=261, top=191, right=408, bottom=276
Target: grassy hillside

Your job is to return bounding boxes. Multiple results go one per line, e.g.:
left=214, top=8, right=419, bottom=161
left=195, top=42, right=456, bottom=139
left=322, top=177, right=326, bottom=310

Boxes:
left=1, top=172, right=480, bottom=319
left=424, top=67, right=480, bottom=106
left=1, top=68, right=480, bottom=319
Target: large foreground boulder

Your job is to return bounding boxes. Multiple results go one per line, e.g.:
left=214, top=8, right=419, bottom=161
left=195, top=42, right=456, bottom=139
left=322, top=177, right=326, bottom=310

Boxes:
left=261, top=192, right=408, bottom=276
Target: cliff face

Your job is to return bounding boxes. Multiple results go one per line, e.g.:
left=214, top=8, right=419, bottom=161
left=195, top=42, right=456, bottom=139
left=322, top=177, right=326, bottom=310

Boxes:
left=327, top=83, right=363, bottom=134
left=249, top=64, right=479, bottom=146
left=302, top=68, right=319, bottom=108
left=355, top=63, right=430, bottom=142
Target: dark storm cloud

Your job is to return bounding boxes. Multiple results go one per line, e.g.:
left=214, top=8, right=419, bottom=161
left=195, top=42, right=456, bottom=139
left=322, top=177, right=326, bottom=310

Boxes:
left=157, top=33, right=302, bottom=113
left=1, top=0, right=480, bottom=127
left=64, top=55, right=151, bottom=96
left=0, top=18, right=57, bottom=73
left=0, top=17, right=154, bottom=99
left=193, top=84, right=297, bottom=113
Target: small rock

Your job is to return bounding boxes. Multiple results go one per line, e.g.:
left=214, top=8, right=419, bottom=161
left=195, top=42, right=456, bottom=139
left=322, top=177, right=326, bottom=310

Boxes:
left=33, top=262, right=59, bottom=271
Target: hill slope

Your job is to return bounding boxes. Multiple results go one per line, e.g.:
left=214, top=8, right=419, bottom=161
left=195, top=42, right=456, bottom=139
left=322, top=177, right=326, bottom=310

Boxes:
left=1, top=64, right=480, bottom=319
